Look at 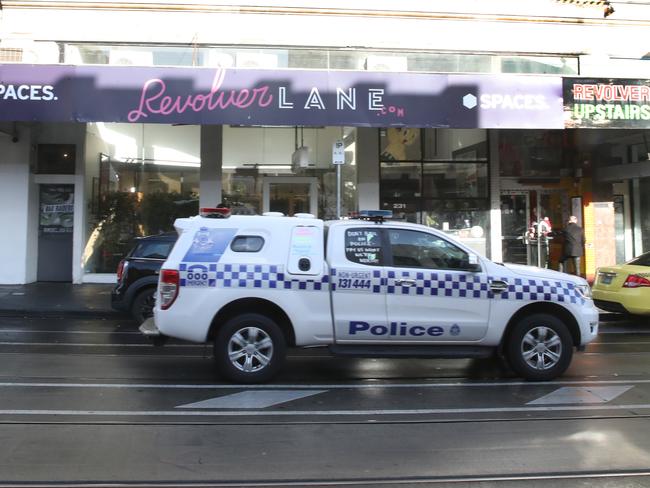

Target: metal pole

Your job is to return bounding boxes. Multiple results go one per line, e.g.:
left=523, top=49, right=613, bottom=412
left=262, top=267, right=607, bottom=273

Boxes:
left=336, top=127, right=343, bottom=219
left=336, top=164, right=341, bottom=219
left=537, top=220, right=542, bottom=267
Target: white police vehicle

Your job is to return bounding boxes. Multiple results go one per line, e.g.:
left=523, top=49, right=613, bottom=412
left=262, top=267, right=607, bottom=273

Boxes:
left=141, top=209, right=599, bottom=383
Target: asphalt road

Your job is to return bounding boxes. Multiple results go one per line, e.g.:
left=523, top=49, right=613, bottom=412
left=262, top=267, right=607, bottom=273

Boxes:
left=1, top=313, right=650, bottom=487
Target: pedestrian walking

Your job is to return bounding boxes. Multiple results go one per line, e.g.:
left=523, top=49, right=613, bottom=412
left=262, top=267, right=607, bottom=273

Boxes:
left=559, top=215, right=585, bottom=276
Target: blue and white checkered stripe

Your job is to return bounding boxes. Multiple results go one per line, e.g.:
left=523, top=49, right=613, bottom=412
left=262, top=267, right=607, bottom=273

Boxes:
left=179, top=263, right=329, bottom=291
left=332, top=268, right=489, bottom=298
left=493, top=277, right=585, bottom=305
left=178, top=263, right=584, bottom=305
left=331, top=268, right=584, bottom=304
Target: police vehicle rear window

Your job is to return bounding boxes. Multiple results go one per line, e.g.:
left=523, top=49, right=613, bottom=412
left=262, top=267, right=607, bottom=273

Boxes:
left=345, top=229, right=383, bottom=266
left=231, top=236, right=264, bottom=253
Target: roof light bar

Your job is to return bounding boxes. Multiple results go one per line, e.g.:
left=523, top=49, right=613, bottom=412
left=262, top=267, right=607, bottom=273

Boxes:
left=200, top=207, right=231, bottom=218
left=357, top=209, right=393, bottom=223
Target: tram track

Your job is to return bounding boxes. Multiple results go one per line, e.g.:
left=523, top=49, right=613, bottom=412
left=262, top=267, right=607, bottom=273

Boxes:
left=1, top=469, right=650, bottom=488
left=1, top=410, right=650, bottom=427
left=2, top=317, right=650, bottom=486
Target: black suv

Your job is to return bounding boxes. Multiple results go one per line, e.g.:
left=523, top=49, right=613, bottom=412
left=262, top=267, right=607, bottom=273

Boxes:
left=111, top=233, right=177, bottom=322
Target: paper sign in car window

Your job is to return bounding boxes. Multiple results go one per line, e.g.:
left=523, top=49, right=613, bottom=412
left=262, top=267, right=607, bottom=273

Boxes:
left=287, top=226, right=323, bottom=275
left=183, top=227, right=237, bottom=262
left=345, top=229, right=382, bottom=265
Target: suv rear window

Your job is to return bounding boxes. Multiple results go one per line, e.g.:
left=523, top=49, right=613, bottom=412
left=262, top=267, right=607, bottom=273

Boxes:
left=132, top=241, right=174, bottom=259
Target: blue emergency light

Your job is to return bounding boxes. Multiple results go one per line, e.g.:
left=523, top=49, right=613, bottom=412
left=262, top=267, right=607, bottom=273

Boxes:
left=357, top=210, right=393, bottom=222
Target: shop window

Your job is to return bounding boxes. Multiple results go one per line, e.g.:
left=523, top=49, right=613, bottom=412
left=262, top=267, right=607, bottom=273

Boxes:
left=379, top=128, right=490, bottom=256
left=500, top=56, right=578, bottom=75
left=36, top=144, right=76, bottom=174
left=380, top=162, right=421, bottom=199
left=499, top=130, right=565, bottom=178
left=288, top=50, right=328, bottom=69
left=83, top=123, right=200, bottom=274
left=379, top=128, right=421, bottom=161
left=422, top=163, right=487, bottom=198
left=423, top=129, right=487, bottom=161
left=222, top=126, right=358, bottom=219
left=60, top=43, right=578, bottom=76
left=407, top=53, right=492, bottom=74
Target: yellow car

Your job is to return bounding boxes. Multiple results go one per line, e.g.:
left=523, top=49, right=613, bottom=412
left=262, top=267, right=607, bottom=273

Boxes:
left=592, top=252, right=650, bottom=315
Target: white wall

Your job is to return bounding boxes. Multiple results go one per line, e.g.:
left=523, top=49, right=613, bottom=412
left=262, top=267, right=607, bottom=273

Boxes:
left=0, top=125, right=33, bottom=284
left=3, top=1, right=650, bottom=62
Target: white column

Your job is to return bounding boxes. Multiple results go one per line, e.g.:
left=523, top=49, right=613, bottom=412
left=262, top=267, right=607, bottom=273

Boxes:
left=632, top=178, right=643, bottom=256
left=0, top=125, right=33, bottom=284
left=489, top=130, right=503, bottom=262
left=200, top=125, right=223, bottom=208
left=356, top=128, right=380, bottom=210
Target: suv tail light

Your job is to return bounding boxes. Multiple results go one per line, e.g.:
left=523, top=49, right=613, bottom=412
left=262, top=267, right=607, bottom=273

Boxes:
left=159, top=269, right=180, bottom=310
left=116, top=259, right=126, bottom=281
left=622, top=274, right=650, bottom=288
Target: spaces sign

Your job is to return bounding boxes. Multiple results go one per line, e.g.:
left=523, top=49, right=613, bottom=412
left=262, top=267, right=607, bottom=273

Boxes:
left=0, top=64, right=563, bottom=128
left=564, top=78, right=650, bottom=128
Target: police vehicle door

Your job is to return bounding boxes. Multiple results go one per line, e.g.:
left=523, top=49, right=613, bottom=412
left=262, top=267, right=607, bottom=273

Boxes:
left=384, top=228, right=490, bottom=342
left=329, top=226, right=388, bottom=343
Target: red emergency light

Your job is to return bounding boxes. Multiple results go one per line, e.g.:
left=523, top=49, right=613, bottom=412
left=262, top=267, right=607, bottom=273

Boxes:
left=200, top=207, right=231, bottom=218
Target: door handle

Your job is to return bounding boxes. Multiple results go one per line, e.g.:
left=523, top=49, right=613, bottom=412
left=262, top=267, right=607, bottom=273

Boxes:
left=395, top=279, right=416, bottom=287
left=489, top=280, right=509, bottom=293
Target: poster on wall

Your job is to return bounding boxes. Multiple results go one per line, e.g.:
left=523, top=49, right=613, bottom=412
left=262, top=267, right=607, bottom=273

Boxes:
left=39, top=185, right=74, bottom=234
left=564, top=78, right=650, bottom=128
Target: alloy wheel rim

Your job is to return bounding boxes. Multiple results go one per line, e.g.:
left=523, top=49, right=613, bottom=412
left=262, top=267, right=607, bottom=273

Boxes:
left=227, top=327, right=274, bottom=373
left=521, top=326, right=562, bottom=371
left=141, top=294, right=155, bottom=319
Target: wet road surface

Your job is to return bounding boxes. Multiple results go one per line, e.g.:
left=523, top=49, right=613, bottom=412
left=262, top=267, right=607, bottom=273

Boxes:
left=0, top=313, right=649, bottom=487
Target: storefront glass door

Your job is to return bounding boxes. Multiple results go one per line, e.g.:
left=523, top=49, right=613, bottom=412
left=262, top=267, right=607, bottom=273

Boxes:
left=500, top=192, right=529, bottom=264
left=500, top=190, right=565, bottom=268
left=37, top=184, right=74, bottom=282
left=262, top=177, right=318, bottom=216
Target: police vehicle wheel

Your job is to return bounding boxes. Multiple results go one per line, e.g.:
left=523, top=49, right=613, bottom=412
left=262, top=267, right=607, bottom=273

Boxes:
left=131, top=288, right=155, bottom=324
left=214, top=314, right=286, bottom=383
left=507, top=314, right=573, bottom=381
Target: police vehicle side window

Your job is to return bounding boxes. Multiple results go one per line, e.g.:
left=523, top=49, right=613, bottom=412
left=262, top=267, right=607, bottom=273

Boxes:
left=231, top=236, right=264, bottom=253
left=388, top=229, right=473, bottom=271
left=345, top=229, right=383, bottom=266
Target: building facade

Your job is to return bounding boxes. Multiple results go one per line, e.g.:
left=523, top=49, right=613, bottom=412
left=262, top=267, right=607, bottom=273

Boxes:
left=1, top=0, right=650, bottom=284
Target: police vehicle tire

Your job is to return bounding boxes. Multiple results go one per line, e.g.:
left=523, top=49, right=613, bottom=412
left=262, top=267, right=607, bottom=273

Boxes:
left=214, top=313, right=286, bottom=383
left=507, top=313, right=573, bottom=381
left=131, top=288, right=156, bottom=324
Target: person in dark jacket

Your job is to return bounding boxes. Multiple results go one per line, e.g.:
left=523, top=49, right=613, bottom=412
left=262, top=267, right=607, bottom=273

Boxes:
left=559, top=215, right=585, bottom=275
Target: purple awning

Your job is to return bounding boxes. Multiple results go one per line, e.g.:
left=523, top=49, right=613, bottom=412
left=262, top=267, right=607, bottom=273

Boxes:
left=0, top=64, right=564, bottom=128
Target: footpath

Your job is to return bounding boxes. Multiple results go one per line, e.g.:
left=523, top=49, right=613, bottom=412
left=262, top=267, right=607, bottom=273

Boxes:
left=0, top=282, right=124, bottom=318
